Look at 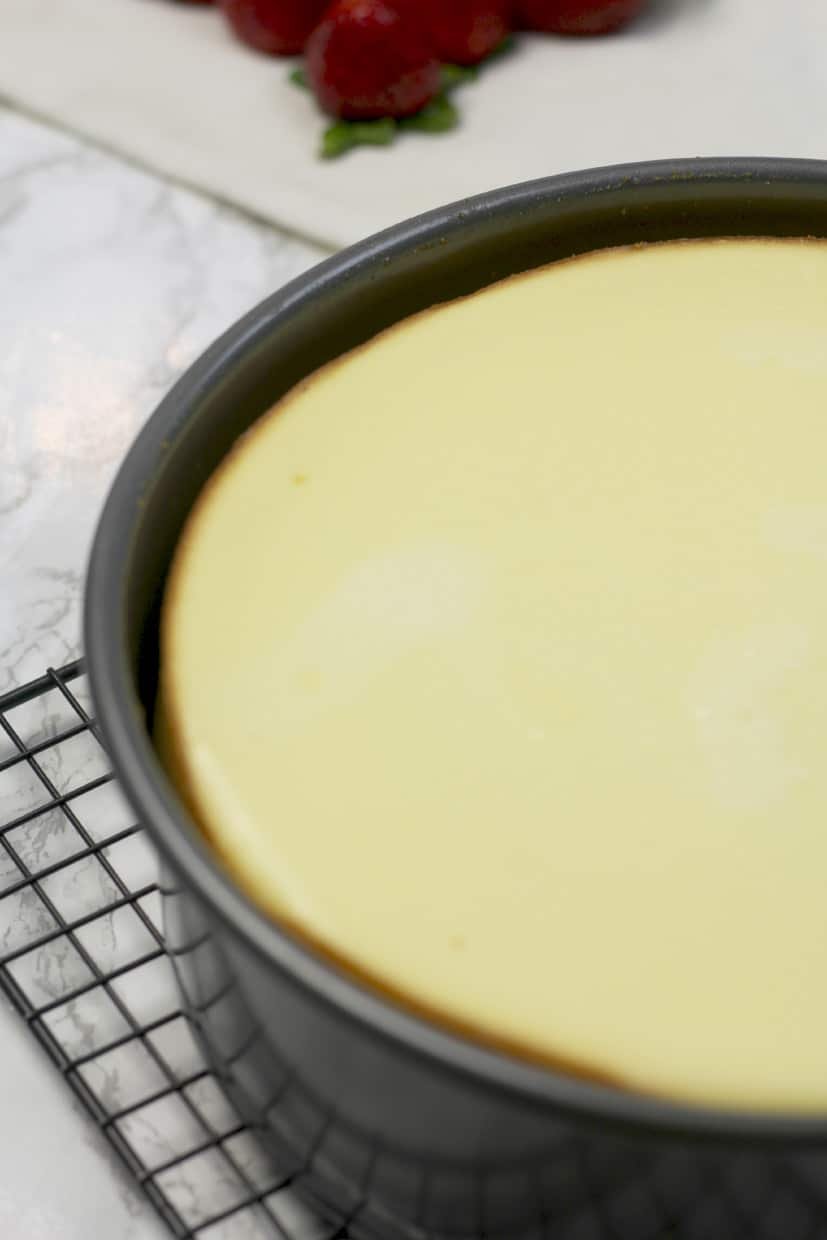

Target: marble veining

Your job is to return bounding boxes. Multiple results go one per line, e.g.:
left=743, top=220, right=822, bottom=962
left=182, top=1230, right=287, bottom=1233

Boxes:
left=0, top=104, right=327, bottom=693
left=0, top=103, right=329, bottom=1239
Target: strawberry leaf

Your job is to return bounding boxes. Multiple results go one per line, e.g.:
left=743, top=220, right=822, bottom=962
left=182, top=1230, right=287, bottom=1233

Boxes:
left=440, top=63, right=478, bottom=93
left=399, top=94, right=459, bottom=134
left=488, top=33, right=517, bottom=61
left=321, top=117, right=397, bottom=159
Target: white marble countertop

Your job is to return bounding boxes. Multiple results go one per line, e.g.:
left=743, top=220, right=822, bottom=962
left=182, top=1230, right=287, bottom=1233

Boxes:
left=0, top=103, right=328, bottom=1240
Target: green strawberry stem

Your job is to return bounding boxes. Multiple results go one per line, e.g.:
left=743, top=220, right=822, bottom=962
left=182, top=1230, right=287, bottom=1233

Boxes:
left=440, top=63, right=478, bottom=92
left=302, top=35, right=513, bottom=159
left=321, top=93, right=459, bottom=157
left=488, top=33, right=516, bottom=61
left=321, top=118, right=397, bottom=158
left=400, top=94, right=459, bottom=134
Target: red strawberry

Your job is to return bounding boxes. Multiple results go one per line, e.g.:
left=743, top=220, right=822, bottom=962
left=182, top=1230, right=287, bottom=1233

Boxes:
left=413, top=0, right=512, bottom=66
left=306, top=0, right=441, bottom=120
left=515, top=0, right=646, bottom=35
left=218, top=0, right=328, bottom=55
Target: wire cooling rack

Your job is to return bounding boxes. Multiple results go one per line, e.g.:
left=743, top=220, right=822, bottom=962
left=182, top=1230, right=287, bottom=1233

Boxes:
left=0, top=661, right=345, bottom=1240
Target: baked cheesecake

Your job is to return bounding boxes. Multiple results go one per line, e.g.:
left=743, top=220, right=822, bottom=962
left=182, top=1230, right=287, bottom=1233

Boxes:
left=161, top=238, right=827, bottom=1111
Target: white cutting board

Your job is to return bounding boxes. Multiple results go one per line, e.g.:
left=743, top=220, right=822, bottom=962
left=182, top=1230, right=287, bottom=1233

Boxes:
left=2, top=0, right=826, bottom=250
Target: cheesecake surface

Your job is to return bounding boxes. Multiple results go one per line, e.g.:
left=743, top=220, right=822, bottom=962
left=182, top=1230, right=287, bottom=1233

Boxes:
left=162, top=238, right=827, bottom=1111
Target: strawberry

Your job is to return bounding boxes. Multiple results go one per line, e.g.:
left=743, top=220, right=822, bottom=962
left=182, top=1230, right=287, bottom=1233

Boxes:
left=515, top=0, right=646, bottom=35
left=413, top=0, right=512, bottom=66
left=218, top=0, right=328, bottom=55
left=306, top=0, right=442, bottom=120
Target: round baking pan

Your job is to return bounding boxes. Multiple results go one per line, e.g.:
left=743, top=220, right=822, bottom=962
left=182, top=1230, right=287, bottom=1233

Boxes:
left=85, top=158, right=827, bottom=1239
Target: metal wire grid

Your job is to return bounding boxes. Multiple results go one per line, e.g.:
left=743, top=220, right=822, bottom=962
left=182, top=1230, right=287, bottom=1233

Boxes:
left=0, top=661, right=345, bottom=1240
left=8, top=665, right=827, bottom=1240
